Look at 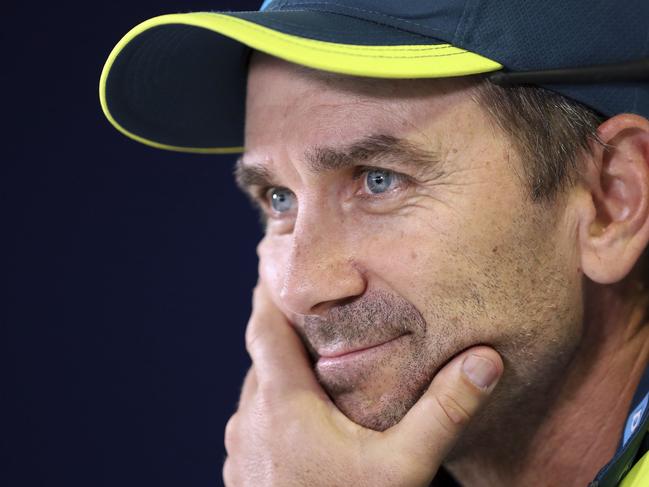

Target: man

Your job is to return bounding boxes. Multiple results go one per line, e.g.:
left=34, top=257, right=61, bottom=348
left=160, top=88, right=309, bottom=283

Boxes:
left=99, top=1, right=649, bottom=485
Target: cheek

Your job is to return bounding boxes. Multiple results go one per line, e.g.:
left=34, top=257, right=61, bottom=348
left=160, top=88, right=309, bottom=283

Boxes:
left=364, top=235, right=434, bottom=285
left=349, top=216, right=458, bottom=302
left=349, top=206, right=521, bottom=324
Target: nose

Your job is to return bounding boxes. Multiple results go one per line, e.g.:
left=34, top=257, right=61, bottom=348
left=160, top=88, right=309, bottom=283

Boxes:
left=279, top=210, right=366, bottom=316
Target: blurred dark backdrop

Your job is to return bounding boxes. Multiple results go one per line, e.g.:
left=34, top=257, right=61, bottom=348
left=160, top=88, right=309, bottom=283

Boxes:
left=4, top=2, right=263, bottom=486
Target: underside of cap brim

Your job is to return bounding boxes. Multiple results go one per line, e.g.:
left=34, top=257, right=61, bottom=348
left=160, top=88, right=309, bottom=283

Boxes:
left=99, top=11, right=503, bottom=154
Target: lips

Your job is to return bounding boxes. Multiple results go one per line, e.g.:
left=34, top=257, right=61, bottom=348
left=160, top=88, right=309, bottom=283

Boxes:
left=316, top=334, right=408, bottom=371
left=318, top=335, right=405, bottom=358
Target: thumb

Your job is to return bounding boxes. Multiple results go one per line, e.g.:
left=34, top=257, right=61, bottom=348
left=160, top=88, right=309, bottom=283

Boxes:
left=384, top=346, right=503, bottom=471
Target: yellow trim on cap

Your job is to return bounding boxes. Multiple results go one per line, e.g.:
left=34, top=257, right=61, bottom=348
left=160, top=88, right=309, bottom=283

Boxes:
left=99, top=12, right=503, bottom=153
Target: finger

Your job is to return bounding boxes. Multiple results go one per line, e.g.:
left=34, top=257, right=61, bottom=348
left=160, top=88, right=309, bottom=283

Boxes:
left=245, top=283, right=320, bottom=391
left=385, top=346, right=503, bottom=468
left=222, top=456, right=237, bottom=487
left=238, top=366, right=258, bottom=407
left=224, top=413, right=238, bottom=456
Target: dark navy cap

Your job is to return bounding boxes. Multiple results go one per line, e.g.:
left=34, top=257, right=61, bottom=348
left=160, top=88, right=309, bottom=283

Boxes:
left=99, top=0, right=649, bottom=153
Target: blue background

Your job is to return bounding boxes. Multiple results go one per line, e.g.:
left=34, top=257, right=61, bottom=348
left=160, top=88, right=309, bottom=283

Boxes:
left=4, top=1, right=263, bottom=485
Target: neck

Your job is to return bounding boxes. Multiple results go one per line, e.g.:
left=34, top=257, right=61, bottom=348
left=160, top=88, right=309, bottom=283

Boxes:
left=447, top=277, right=649, bottom=487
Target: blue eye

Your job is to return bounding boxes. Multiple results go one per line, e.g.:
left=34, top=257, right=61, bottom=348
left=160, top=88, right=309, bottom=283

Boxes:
left=269, top=188, right=295, bottom=213
left=365, top=169, right=394, bottom=194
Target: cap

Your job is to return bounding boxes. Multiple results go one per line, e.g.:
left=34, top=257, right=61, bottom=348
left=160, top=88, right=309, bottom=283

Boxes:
left=99, top=0, right=649, bottom=154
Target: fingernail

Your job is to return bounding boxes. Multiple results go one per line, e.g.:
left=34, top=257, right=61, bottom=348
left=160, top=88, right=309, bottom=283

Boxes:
left=462, top=354, right=500, bottom=390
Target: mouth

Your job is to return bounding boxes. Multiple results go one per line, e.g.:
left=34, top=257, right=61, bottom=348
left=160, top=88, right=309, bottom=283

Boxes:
left=316, top=334, right=409, bottom=371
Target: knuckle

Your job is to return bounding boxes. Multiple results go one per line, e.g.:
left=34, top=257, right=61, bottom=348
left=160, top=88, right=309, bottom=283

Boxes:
left=222, top=457, right=235, bottom=487
left=224, top=414, right=239, bottom=454
left=435, top=391, right=472, bottom=429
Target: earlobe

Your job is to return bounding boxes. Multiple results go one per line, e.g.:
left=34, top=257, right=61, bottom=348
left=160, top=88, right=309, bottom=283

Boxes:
left=579, top=114, right=649, bottom=284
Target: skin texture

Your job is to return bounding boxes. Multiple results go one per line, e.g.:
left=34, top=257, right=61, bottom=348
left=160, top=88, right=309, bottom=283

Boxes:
left=226, top=52, right=649, bottom=486
left=223, top=283, right=503, bottom=487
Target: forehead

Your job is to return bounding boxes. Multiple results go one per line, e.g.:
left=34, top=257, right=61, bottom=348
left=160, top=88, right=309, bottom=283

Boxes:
left=244, top=53, right=481, bottom=152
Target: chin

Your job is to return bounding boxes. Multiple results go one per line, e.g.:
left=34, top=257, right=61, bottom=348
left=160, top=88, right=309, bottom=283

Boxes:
left=313, top=334, right=466, bottom=431
left=333, top=393, right=418, bottom=432
left=318, top=368, right=434, bottom=432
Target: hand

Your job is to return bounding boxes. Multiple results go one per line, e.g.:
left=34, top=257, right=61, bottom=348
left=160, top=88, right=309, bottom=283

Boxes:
left=223, top=282, right=504, bottom=487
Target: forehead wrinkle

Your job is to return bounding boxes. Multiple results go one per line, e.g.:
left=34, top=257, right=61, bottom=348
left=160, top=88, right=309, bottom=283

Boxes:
left=304, top=134, right=444, bottom=178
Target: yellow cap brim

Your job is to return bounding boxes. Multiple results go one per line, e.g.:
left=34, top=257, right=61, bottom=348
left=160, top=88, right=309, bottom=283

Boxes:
left=99, top=12, right=503, bottom=154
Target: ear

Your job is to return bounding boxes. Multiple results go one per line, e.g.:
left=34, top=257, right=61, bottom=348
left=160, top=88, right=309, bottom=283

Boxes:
left=578, top=114, right=649, bottom=284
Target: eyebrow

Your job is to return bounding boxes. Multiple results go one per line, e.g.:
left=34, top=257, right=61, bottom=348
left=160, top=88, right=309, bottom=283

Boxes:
left=234, top=133, right=443, bottom=195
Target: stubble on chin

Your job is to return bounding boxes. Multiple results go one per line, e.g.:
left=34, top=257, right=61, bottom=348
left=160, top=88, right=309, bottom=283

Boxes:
left=302, top=289, right=464, bottom=431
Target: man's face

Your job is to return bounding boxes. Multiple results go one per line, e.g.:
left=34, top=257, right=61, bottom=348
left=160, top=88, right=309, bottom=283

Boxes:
left=240, top=53, right=584, bottom=440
